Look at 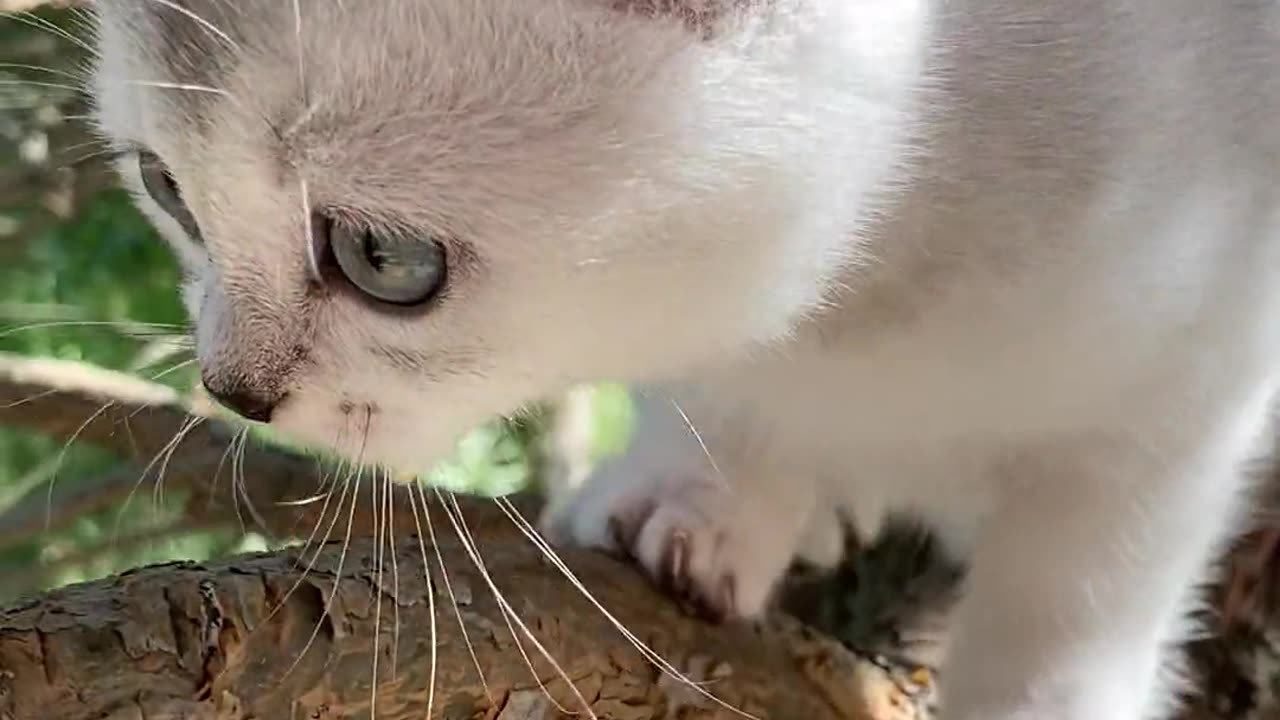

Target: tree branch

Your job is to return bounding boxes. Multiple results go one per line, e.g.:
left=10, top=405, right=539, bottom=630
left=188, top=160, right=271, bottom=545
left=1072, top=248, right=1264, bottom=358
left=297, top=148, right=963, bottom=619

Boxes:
left=0, top=526, right=896, bottom=720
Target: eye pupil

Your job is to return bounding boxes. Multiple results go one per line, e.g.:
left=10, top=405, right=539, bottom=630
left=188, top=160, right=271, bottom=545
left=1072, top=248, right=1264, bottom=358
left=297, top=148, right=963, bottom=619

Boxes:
left=361, top=233, right=386, bottom=271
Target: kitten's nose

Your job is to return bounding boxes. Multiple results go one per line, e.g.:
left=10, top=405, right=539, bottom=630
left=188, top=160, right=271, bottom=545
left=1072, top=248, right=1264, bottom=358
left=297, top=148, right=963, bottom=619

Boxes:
left=202, top=377, right=282, bottom=423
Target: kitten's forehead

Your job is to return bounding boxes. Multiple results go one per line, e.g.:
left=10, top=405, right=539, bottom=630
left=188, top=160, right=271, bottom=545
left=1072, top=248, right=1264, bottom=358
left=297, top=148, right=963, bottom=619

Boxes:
left=93, top=0, right=778, bottom=246
left=93, top=0, right=729, bottom=141
left=95, top=0, right=745, bottom=80
left=94, top=0, right=276, bottom=120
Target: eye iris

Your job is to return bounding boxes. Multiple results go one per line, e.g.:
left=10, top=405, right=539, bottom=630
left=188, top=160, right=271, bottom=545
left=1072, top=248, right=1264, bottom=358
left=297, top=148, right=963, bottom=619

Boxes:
left=325, top=216, right=446, bottom=306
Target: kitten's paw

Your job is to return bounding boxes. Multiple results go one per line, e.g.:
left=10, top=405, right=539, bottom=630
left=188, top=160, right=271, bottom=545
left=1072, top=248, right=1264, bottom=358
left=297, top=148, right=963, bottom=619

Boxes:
left=611, top=486, right=753, bottom=621
left=544, top=468, right=811, bottom=622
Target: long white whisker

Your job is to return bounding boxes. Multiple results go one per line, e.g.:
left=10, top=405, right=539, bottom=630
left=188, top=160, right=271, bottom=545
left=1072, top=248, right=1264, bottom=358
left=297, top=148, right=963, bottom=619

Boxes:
left=386, top=471, right=402, bottom=678
left=151, top=414, right=205, bottom=514
left=437, top=490, right=597, bottom=719
left=282, top=414, right=369, bottom=681
left=2, top=387, right=59, bottom=410
left=43, top=400, right=116, bottom=531
left=412, top=481, right=492, bottom=704
left=148, top=357, right=198, bottom=382
left=289, top=462, right=346, bottom=561
left=225, top=428, right=250, bottom=533
left=233, top=431, right=269, bottom=531
left=291, top=0, right=307, bottom=99
left=60, top=139, right=113, bottom=157
left=64, top=147, right=126, bottom=170
left=0, top=319, right=183, bottom=339
left=494, top=498, right=759, bottom=719
left=281, top=425, right=350, bottom=550
left=123, top=79, right=233, bottom=99
left=0, top=78, right=84, bottom=94
left=144, top=0, right=240, bottom=51
left=405, top=482, right=438, bottom=720
left=670, top=399, right=726, bottom=488
left=0, top=62, right=86, bottom=82
left=110, top=411, right=202, bottom=545
left=201, top=425, right=243, bottom=521
left=371, top=468, right=388, bottom=719
left=299, top=177, right=318, bottom=277
left=274, top=490, right=332, bottom=508
left=259, top=459, right=354, bottom=631
left=3, top=12, right=99, bottom=57
left=444, top=495, right=575, bottom=717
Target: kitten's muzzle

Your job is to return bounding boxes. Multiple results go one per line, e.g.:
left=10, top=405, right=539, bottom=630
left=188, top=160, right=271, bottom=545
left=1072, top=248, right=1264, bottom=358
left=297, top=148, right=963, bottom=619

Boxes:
left=202, top=375, right=286, bottom=423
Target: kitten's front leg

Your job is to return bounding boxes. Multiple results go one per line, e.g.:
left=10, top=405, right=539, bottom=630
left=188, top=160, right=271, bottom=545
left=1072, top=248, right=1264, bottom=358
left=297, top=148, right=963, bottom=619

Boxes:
left=541, top=383, right=842, bottom=620
left=937, top=434, right=1252, bottom=720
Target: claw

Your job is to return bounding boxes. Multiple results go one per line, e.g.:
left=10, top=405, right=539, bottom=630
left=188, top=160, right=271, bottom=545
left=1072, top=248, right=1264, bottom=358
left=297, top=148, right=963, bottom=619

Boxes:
left=664, top=530, right=692, bottom=597
left=717, top=574, right=738, bottom=622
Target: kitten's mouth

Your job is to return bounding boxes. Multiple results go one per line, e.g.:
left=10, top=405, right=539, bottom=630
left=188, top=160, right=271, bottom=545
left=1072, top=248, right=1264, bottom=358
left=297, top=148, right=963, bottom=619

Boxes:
left=337, top=399, right=378, bottom=417
left=269, top=397, right=387, bottom=457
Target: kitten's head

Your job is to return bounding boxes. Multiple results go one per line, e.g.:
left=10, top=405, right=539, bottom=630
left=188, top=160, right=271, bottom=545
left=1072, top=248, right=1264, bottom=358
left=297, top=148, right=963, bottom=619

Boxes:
left=89, top=0, right=914, bottom=470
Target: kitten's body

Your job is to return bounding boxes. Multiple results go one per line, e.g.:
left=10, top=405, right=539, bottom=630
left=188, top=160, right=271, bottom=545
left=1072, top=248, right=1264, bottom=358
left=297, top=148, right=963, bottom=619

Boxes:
left=89, top=1, right=1280, bottom=718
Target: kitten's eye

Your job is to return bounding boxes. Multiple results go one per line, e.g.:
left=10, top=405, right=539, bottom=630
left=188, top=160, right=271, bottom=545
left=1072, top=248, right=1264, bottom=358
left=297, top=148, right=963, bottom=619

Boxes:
left=325, top=216, right=447, bottom=306
left=138, top=150, right=202, bottom=243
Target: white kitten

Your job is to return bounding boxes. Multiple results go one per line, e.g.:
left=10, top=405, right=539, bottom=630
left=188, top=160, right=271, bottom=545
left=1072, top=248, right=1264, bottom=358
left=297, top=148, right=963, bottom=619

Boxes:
left=89, top=1, right=1280, bottom=718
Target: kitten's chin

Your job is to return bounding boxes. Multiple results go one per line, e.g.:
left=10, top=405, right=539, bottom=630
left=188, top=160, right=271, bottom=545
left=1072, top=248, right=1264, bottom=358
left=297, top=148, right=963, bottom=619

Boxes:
left=265, top=401, right=472, bottom=478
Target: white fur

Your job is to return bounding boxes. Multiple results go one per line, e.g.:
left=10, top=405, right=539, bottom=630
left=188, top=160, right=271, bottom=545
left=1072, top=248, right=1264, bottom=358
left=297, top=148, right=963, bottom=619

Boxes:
left=89, top=0, right=1280, bottom=718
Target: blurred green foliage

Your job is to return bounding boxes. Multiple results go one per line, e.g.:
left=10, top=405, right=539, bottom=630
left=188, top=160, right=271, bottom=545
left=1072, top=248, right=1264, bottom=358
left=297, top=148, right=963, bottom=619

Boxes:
left=0, top=8, right=634, bottom=602
left=0, top=186, right=209, bottom=599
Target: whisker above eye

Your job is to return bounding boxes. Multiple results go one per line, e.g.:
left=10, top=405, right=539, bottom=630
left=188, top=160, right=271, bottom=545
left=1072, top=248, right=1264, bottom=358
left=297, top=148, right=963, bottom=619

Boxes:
left=0, top=62, right=88, bottom=83
left=144, top=0, right=241, bottom=53
left=0, top=11, right=99, bottom=59
left=0, top=319, right=186, bottom=338
left=0, top=78, right=87, bottom=95
left=291, top=0, right=307, bottom=101
left=122, top=79, right=235, bottom=99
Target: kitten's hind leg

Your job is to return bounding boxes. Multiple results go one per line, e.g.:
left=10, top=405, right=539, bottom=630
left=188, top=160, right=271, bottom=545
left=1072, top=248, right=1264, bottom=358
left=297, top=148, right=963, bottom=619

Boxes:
left=937, top=429, right=1258, bottom=720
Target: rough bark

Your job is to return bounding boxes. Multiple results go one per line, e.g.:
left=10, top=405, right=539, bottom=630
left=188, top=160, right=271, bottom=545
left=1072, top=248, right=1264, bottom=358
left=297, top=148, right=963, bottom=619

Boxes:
left=0, top=514, right=884, bottom=720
